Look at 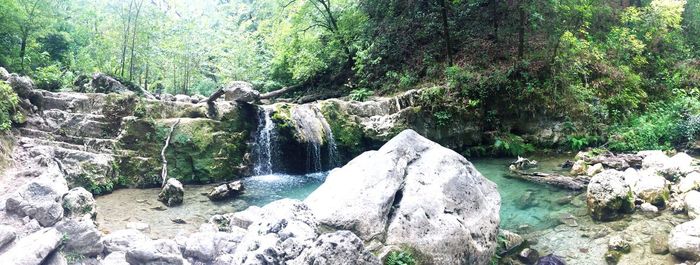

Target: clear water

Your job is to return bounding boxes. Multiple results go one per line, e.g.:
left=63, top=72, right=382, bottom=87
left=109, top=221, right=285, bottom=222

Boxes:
left=471, top=156, right=582, bottom=231
left=97, top=156, right=580, bottom=238
left=96, top=172, right=327, bottom=238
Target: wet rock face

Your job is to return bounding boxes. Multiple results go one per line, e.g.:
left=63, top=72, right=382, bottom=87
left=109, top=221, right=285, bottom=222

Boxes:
left=158, top=178, right=184, bottom=207
left=586, top=170, right=635, bottom=221
left=668, top=219, right=700, bottom=260
left=305, top=129, right=501, bottom=265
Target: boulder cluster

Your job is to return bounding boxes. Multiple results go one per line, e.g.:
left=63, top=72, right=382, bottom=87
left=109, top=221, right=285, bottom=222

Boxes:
left=0, top=129, right=502, bottom=265
left=580, top=150, right=700, bottom=262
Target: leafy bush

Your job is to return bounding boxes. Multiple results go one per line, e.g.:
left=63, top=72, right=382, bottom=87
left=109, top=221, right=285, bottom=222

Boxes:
left=566, top=135, right=602, bottom=151
left=0, top=83, right=20, bottom=131
left=385, top=250, right=415, bottom=265
left=607, top=95, right=699, bottom=151
left=349, top=88, right=373, bottom=102
left=493, top=134, right=534, bottom=157
left=33, top=64, right=65, bottom=91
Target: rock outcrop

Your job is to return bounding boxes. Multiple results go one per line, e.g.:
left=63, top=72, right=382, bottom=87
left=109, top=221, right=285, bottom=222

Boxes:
left=305, top=129, right=500, bottom=265
left=586, top=170, right=635, bottom=221
left=686, top=190, right=700, bottom=219
left=0, top=228, right=63, bottom=265
left=668, top=219, right=700, bottom=260
left=5, top=178, right=68, bottom=227
left=54, top=218, right=104, bottom=257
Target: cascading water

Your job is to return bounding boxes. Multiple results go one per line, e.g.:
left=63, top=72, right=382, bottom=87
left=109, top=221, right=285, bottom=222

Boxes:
left=252, top=106, right=276, bottom=175
left=316, top=108, right=340, bottom=169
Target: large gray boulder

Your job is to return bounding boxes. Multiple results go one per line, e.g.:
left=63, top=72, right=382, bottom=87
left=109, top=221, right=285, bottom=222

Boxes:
left=0, top=67, right=9, bottom=81
left=586, top=170, right=635, bottom=221
left=7, top=74, right=35, bottom=98
left=632, top=170, right=669, bottom=207
left=668, top=219, right=700, bottom=260
left=182, top=231, right=243, bottom=262
left=125, top=239, right=187, bottom=265
left=304, top=129, right=501, bottom=265
left=158, top=178, right=184, bottom=207
left=0, top=228, right=62, bottom=265
left=55, top=219, right=104, bottom=257
left=5, top=178, right=68, bottom=227
left=230, top=199, right=319, bottom=264
left=62, top=187, right=97, bottom=220
left=678, top=171, right=700, bottom=193
left=223, top=81, right=259, bottom=103
left=292, top=231, right=381, bottom=265
left=103, top=229, right=149, bottom=254
left=90, top=73, right=130, bottom=94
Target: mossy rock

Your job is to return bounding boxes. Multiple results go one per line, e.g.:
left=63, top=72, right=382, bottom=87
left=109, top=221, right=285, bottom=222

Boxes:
left=319, top=101, right=382, bottom=164
left=103, top=93, right=137, bottom=123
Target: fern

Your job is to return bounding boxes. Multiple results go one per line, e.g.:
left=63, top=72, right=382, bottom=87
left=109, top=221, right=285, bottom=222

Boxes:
left=386, top=250, right=416, bottom=265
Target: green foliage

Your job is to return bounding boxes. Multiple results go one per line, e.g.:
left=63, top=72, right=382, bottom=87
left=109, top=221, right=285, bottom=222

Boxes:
left=349, top=88, right=373, bottom=102
left=385, top=250, right=416, bottom=265
left=608, top=95, right=700, bottom=151
left=33, top=64, right=66, bottom=91
left=566, top=135, right=602, bottom=151
left=493, top=134, right=535, bottom=157
left=0, top=83, right=20, bottom=131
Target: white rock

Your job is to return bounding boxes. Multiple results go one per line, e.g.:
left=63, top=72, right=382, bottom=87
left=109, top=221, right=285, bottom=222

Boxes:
left=641, top=151, right=670, bottom=170
left=633, top=171, right=669, bottom=206
left=685, top=191, right=700, bottom=219
left=126, top=222, right=151, bottom=233
left=125, top=239, right=187, bottom=265
left=640, top=202, right=659, bottom=213
left=586, top=163, right=604, bottom=176
left=587, top=170, right=635, bottom=221
left=305, top=130, right=500, bottom=265
left=678, top=172, right=700, bottom=193
left=669, top=219, right=700, bottom=260
left=103, top=229, right=149, bottom=254
left=570, top=160, right=587, bottom=175
left=0, top=228, right=62, bottom=265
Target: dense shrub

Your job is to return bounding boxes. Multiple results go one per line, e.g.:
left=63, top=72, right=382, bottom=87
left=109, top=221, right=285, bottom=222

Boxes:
left=608, top=95, right=700, bottom=151
left=0, top=82, right=20, bottom=131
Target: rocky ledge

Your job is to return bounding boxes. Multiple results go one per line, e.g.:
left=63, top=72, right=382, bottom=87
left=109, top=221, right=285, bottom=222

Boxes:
left=0, top=129, right=502, bottom=265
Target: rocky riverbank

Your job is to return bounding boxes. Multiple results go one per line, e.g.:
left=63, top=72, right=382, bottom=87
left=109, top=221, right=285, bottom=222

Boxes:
left=0, top=129, right=504, bottom=265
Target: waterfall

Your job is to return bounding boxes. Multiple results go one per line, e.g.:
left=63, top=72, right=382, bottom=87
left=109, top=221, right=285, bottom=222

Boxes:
left=252, top=106, right=276, bottom=175
left=317, top=108, right=340, bottom=169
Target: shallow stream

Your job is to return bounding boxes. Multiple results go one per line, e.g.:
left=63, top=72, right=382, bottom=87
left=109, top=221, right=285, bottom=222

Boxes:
left=96, top=156, right=578, bottom=238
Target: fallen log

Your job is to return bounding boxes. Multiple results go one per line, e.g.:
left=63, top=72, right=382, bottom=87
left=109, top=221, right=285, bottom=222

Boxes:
left=507, top=169, right=589, bottom=190
left=259, top=84, right=301, bottom=99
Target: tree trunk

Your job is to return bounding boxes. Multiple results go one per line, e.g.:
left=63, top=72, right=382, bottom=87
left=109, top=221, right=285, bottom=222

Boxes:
left=120, top=0, right=135, bottom=77
left=517, top=1, right=527, bottom=61
left=259, top=84, right=302, bottom=99
left=491, top=0, right=499, bottom=43
left=19, top=33, right=28, bottom=72
left=144, top=63, right=149, bottom=92
left=439, top=0, right=453, bottom=65
left=129, top=0, right=144, bottom=81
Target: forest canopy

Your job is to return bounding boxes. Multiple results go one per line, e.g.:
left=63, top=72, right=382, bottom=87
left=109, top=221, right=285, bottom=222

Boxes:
left=0, top=0, right=699, bottom=152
